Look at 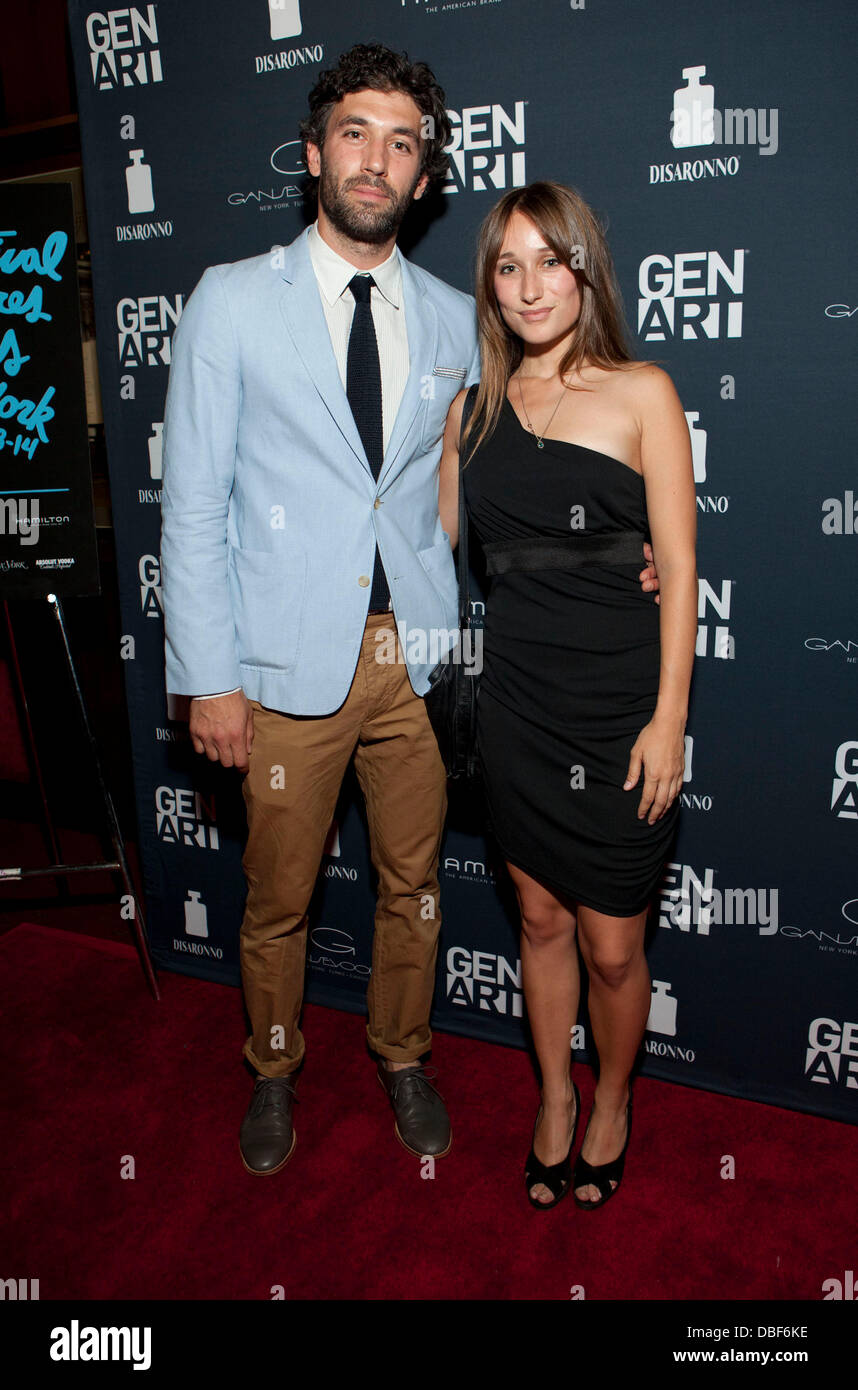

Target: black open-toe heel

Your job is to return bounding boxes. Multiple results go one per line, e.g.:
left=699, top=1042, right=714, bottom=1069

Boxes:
left=524, top=1081, right=580, bottom=1211
left=573, top=1085, right=633, bottom=1211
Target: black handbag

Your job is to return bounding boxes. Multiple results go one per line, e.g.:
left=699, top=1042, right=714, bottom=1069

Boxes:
left=424, top=384, right=481, bottom=780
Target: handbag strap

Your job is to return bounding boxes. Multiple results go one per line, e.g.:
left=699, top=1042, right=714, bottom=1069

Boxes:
left=455, top=384, right=478, bottom=625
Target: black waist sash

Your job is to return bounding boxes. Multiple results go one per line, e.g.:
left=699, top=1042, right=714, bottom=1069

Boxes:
left=483, top=530, right=648, bottom=576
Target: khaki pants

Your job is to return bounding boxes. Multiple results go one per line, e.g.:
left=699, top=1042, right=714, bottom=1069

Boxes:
left=239, top=612, right=448, bottom=1077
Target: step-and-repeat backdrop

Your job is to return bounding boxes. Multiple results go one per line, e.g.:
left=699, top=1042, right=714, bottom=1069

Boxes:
left=68, top=0, right=857, bottom=1122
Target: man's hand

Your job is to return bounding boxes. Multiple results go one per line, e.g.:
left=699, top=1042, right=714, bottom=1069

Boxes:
left=189, top=691, right=254, bottom=771
left=639, top=540, right=661, bottom=604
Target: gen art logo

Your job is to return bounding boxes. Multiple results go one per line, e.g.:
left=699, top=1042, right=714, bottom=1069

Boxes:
left=446, top=947, right=522, bottom=1018
left=86, top=6, right=163, bottom=90
left=805, top=1017, right=858, bottom=1089
left=638, top=251, right=744, bottom=341
left=831, top=741, right=858, bottom=819
left=444, top=101, right=527, bottom=195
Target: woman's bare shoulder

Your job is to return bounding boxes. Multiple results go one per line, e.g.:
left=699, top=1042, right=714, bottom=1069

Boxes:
left=618, top=361, right=679, bottom=404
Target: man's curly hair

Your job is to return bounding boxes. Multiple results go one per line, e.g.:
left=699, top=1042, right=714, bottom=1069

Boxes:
left=299, top=43, right=451, bottom=188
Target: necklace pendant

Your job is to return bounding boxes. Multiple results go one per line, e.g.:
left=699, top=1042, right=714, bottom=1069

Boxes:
left=536, top=438, right=544, bottom=449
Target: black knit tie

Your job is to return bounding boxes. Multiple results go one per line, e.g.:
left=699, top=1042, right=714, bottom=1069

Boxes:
left=347, top=273, right=389, bottom=610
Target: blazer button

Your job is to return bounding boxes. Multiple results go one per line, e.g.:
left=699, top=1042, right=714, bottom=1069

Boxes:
left=358, top=575, right=370, bottom=587
left=373, top=498, right=381, bottom=509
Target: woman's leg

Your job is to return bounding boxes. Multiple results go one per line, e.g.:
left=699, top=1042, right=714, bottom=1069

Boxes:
left=574, top=906, right=649, bottom=1202
left=507, top=862, right=580, bottom=1205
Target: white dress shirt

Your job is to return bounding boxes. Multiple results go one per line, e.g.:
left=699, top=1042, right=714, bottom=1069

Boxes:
left=194, top=221, right=409, bottom=700
left=306, top=219, right=409, bottom=454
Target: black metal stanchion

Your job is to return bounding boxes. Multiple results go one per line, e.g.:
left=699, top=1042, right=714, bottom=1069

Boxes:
left=1, top=594, right=160, bottom=1001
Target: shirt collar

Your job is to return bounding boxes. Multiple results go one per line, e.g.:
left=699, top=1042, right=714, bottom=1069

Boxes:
left=307, top=220, right=402, bottom=310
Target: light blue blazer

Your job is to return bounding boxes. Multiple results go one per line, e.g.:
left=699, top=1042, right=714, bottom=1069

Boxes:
left=160, top=225, right=479, bottom=714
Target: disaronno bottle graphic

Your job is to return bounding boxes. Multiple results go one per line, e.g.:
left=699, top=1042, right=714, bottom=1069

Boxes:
left=648, top=981, right=678, bottom=1037
left=671, top=66, right=715, bottom=148
left=148, top=421, right=163, bottom=480
left=126, top=149, right=154, bottom=214
left=184, top=890, right=208, bottom=939
left=685, top=411, right=707, bottom=483
left=269, top=0, right=302, bottom=41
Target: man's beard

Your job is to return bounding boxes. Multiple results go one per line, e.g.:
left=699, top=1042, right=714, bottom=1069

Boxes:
left=318, top=162, right=421, bottom=245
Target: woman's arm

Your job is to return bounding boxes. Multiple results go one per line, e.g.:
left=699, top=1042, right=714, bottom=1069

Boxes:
left=625, top=365, right=698, bottom=824
left=437, top=388, right=468, bottom=550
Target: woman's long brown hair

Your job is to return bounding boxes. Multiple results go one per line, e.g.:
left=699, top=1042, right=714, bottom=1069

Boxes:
left=462, top=181, right=637, bottom=463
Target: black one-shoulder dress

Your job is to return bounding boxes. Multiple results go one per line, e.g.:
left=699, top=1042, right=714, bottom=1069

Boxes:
left=463, top=395, right=678, bottom=916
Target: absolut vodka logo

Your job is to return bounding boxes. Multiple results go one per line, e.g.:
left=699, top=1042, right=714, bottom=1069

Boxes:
left=86, top=6, right=163, bottom=90
left=638, top=251, right=744, bottom=341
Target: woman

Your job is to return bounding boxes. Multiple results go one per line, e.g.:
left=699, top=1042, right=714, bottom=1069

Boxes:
left=439, top=182, right=697, bottom=1210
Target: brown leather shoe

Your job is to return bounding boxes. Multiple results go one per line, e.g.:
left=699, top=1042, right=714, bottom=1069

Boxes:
left=239, top=1076, right=297, bottom=1175
left=377, top=1062, right=452, bottom=1158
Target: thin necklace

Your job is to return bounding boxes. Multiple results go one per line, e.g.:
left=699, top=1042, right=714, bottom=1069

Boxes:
left=516, top=374, right=567, bottom=449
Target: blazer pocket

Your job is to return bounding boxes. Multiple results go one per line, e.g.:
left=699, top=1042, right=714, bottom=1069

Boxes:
left=417, top=537, right=455, bottom=584
left=228, top=545, right=307, bottom=671
left=420, top=373, right=468, bottom=451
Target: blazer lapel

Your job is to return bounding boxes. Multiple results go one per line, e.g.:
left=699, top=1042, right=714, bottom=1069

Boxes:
left=377, top=253, right=439, bottom=491
left=276, top=228, right=373, bottom=477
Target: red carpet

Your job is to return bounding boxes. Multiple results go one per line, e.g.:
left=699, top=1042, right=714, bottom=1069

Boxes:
left=1, top=921, right=855, bottom=1301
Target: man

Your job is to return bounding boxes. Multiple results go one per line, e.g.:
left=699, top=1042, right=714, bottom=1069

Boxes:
left=160, top=43, right=659, bottom=1176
